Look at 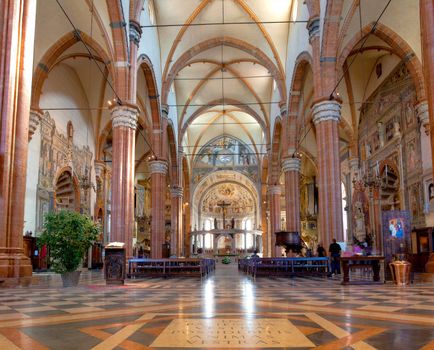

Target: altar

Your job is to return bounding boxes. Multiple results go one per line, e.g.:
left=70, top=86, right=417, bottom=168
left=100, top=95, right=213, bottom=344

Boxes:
left=340, top=255, right=385, bottom=285
left=190, top=228, right=263, bottom=256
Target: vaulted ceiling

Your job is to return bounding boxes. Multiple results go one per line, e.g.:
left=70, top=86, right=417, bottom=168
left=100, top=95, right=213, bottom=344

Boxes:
left=154, top=0, right=294, bottom=165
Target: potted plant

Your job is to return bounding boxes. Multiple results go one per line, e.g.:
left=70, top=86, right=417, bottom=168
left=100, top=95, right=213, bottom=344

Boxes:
left=38, top=210, right=99, bottom=287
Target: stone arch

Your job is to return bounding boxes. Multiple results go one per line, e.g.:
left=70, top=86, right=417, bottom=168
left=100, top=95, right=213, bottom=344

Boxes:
left=161, top=37, right=286, bottom=105
left=304, top=0, right=320, bottom=18
left=31, top=30, right=114, bottom=109
left=53, top=166, right=81, bottom=212
left=287, top=52, right=314, bottom=154
left=180, top=98, right=268, bottom=144
left=338, top=22, right=426, bottom=102
left=137, top=54, right=162, bottom=129
left=166, top=121, right=178, bottom=183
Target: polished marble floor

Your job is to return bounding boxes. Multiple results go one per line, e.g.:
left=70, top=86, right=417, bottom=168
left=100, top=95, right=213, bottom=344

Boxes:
left=0, top=263, right=433, bottom=349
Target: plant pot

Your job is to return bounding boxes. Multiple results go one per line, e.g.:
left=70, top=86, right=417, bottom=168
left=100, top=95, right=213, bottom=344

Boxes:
left=61, top=270, right=81, bottom=287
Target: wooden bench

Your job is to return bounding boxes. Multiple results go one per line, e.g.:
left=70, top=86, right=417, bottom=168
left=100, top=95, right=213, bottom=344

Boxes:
left=239, top=257, right=330, bottom=279
left=127, top=258, right=215, bottom=278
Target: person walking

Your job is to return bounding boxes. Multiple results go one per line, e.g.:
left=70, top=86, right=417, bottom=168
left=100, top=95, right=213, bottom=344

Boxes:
left=329, top=238, right=342, bottom=275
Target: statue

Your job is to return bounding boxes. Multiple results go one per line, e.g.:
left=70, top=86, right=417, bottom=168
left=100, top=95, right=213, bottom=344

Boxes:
left=354, top=201, right=366, bottom=242
left=214, top=217, right=218, bottom=229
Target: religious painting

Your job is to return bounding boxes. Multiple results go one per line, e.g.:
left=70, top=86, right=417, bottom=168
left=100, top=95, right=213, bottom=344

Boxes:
left=385, top=119, right=394, bottom=141
left=403, top=98, right=415, bottom=129
left=406, top=136, right=418, bottom=173
left=382, top=210, right=411, bottom=280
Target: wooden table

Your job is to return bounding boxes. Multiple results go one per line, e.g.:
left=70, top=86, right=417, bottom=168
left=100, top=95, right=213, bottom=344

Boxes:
left=340, top=256, right=385, bottom=285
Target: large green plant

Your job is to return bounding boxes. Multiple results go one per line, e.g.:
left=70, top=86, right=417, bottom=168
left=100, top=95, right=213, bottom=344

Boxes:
left=38, top=210, right=99, bottom=273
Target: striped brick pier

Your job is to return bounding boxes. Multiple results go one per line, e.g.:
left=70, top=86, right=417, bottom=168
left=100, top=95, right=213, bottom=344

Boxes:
left=282, top=157, right=301, bottom=234
left=312, top=101, right=343, bottom=248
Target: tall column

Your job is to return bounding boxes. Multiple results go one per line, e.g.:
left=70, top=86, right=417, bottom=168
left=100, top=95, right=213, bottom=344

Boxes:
left=170, top=186, right=183, bottom=256
left=109, top=105, right=138, bottom=259
left=282, top=157, right=301, bottom=233
left=150, top=160, right=168, bottom=258
left=420, top=0, right=434, bottom=182
left=0, top=0, right=37, bottom=286
left=312, top=101, right=343, bottom=248
left=268, top=185, right=282, bottom=257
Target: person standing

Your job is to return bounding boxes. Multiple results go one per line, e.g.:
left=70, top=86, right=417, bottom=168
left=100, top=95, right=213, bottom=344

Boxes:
left=329, top=238, right=342, bottom=275
left=317, top=243, right=326, bottom=257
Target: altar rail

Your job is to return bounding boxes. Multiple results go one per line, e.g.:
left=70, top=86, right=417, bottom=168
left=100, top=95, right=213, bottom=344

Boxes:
left=239, top=257, right=330, bottom=278
left=127, top=258, right=215, bottom=278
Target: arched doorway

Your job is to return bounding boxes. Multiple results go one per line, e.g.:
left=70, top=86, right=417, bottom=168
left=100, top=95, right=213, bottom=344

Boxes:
left=54, top=170, right=79, bottom=212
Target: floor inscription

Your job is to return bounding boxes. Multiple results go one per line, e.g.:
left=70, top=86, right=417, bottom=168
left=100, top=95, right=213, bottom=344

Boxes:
left=151, top=318, right=315, bottom=348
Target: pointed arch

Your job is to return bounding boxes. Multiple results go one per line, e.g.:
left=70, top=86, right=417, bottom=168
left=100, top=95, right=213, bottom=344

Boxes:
left=338, top=22, right=426, bottom=102
left=162, top=37, right=286, bottom=105
left=31, top=30, right=114, bottom=109
left=137, top=54, right=162, bottom=129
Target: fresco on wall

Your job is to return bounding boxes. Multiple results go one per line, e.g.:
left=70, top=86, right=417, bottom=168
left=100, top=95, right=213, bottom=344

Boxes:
left=192, top=136, right=259, bottom=184
left=359, top=62, right=424, bottom=228
left=36, top=112, right=93, bottom=231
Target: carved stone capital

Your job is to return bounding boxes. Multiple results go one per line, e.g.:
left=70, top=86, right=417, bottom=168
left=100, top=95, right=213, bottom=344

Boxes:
left=307, top=17, right=320, bottom=41
left=279, top=103, right=287, bottom=117
left=29, top=109, right=43, bottom=140
left=170, top=186, right=183, bottom=198
left=267, top=185, right=281, bottom=196
left=149, top=160, right=168, bottom=175
left=282, top=157, right=301, bottom=173
left=129, top=20, right=142, bottom=46
left=348, top=157, right=359, bottom=171
left=312, top=100, right=341, bottom=125
left=111, top=105, right=138, bottom=129
left=415, top=101, right=429, bottom=134
left=161, top=104, right=169, bottom=119
left=94, top=160, right=106, bottom=177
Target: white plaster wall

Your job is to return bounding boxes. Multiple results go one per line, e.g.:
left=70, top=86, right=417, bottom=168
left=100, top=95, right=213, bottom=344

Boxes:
left=24, top=128, right=42, bottom=233
left=40, top=64, right=95, bottom=149
left=25, top=63, right=98, bottom=222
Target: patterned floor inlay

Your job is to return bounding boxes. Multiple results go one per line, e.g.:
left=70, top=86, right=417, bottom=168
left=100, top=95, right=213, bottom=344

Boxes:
left=0, top=265, right=432, bottom=349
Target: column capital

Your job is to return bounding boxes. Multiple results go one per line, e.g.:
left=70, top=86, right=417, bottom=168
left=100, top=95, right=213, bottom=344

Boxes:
left=279, top=102, right=287, bottom=117
left=94, top=160, right=106, bottom=177
left=312, top=100, right=341, bottom=124
left=267, top=185, right=281, bottom=196
left=170, top=186, right=183, bottom=198
left=307, top=17, right=320, bottom=42
left=110, top=105, right=139, bottom=129
left=129, top=20, right=142, bottom=46
left=282, top=157, right=301, bottom=172
left=348, top=157, right=359, bottom=171
left=149, top=160, right=168, bottom=175
left=161, top=104, right=169, bottom=119
left=29, top=109, right=43, bottom=140
left=415, top=101, right=429, bottom=125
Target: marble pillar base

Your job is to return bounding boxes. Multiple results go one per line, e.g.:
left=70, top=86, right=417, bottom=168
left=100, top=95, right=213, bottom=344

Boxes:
left=0, top=252, right=32, bottom=287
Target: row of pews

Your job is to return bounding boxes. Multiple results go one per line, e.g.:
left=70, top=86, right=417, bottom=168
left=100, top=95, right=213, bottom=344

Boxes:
left=127, top=258, right=215, bottom=278
left=239, top=257, right=330, bottom=279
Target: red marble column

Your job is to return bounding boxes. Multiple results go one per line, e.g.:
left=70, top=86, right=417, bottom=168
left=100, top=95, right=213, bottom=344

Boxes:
left=0, top=0, right=37, bottom=286
left=420, top=0, right=434, bottom=182
left=312, top=101, right=343, bottom=248
left=282, top=157, right=301, bottom=233
left=170, top=186, right=183, bottom=256
left=268, top=185, right=282, bottom=257
left=109, top=105, right=138, bottom=259
left=149, top=160, right=168, bottom=258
